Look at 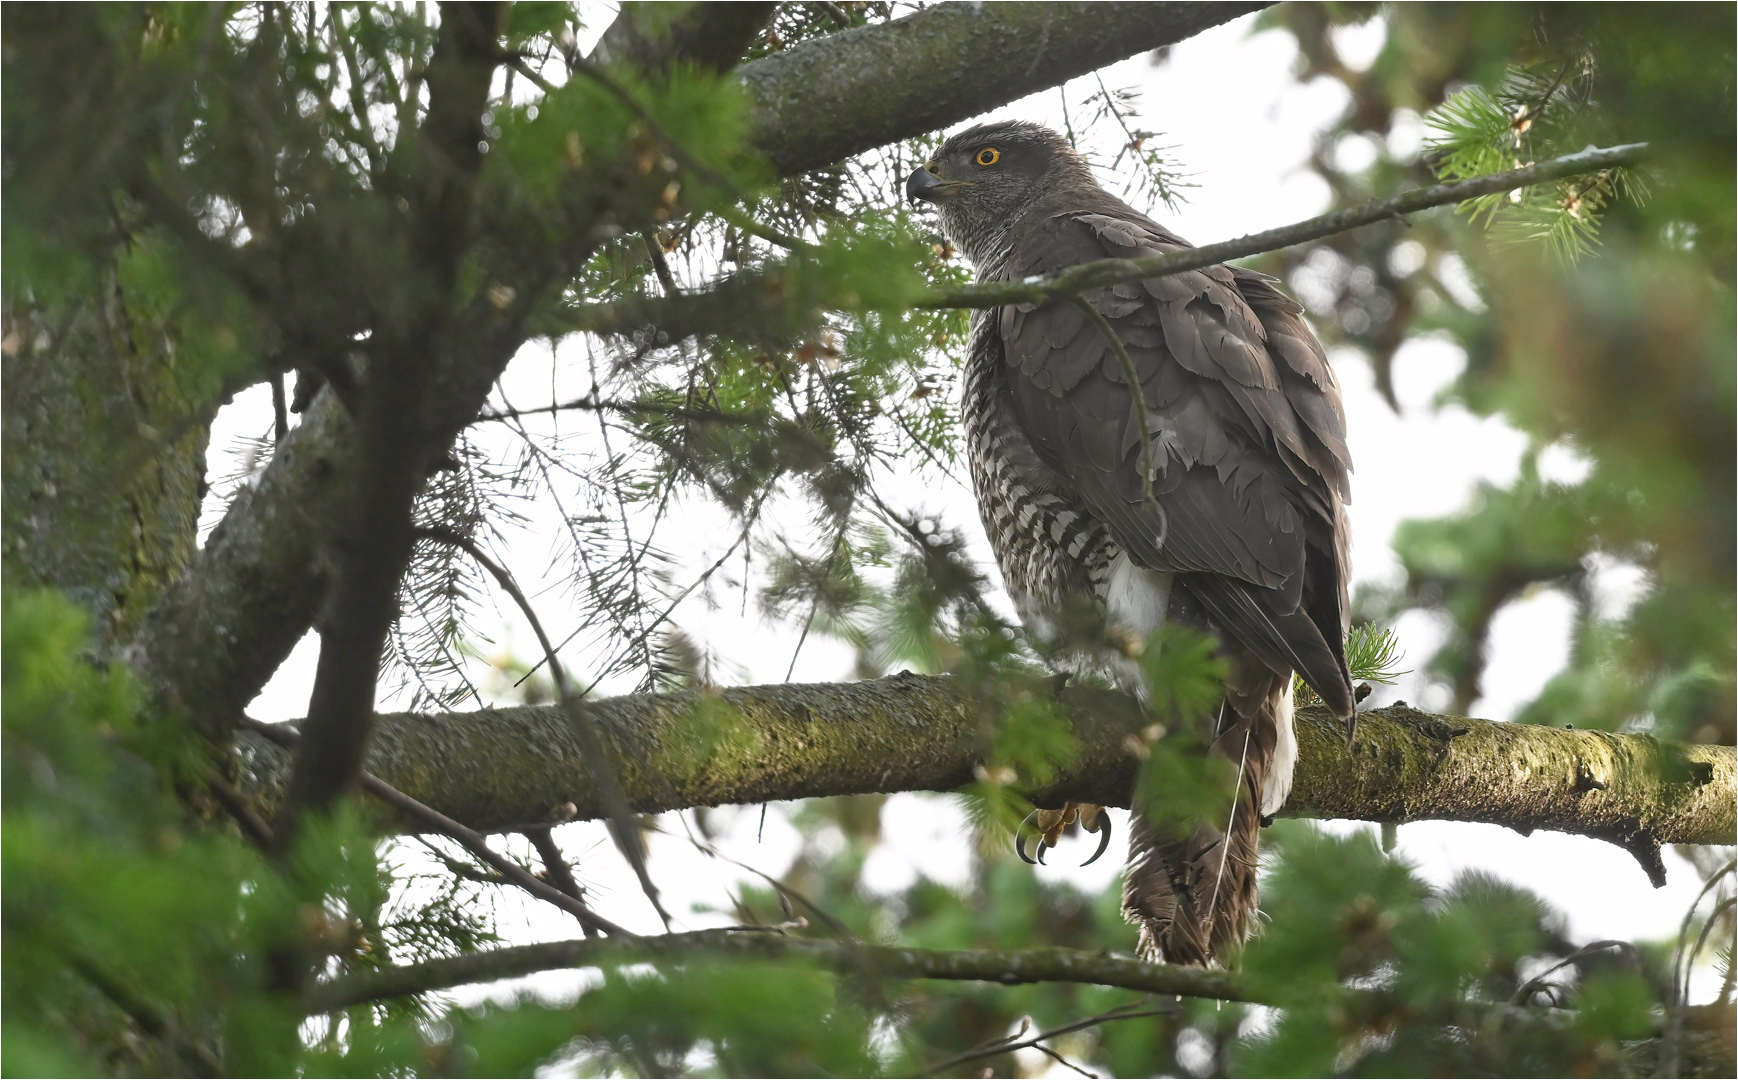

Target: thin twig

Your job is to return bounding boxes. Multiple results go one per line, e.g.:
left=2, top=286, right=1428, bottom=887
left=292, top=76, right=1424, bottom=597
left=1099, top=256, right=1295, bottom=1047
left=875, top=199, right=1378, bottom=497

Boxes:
left=271, top=373, right=289, bottom=444
left=926, top=998, right=1176, bottom=1076
left=476, top=396, right=761, bottom=425
left=330, top=6, right=386, bottom=177
left=1510, top=939, right=1637, bottom=1006
left=1665, top=894, right=1737, bottom=1078
left=642, top=231, right=681, bottom=295
left=305, top=931, right=1250, bottom=1014
left=678, top=813, right=857, bottom=940
left=1661, top=857, right=1737, bottom=1078
left=411, top=526, right=673, bottom=929
left=712, top=204, right=815, bottom=252
left=241, top=717, right=630, bottom=941
left=526, top=826, right=593, bottom=939
left=918, top=143, right=1651, bottom=311
left=1073, top=296, right=1155, bottom=502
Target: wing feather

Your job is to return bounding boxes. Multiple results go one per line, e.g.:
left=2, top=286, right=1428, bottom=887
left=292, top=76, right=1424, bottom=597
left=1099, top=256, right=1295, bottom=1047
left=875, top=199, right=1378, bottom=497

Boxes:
left=996, top=199, right=1354, bottom=714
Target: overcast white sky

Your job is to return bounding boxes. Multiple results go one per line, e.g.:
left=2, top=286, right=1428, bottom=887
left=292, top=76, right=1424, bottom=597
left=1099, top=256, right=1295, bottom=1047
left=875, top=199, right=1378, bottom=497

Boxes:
left=206, top=8, right=1721, bottom=1014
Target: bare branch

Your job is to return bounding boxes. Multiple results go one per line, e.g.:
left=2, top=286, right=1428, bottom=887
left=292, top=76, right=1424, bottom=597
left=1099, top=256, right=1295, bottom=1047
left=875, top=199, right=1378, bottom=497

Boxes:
left=305, top=929, right=1248, bottom=1014
left=918, top=143, right=1652, bottom=310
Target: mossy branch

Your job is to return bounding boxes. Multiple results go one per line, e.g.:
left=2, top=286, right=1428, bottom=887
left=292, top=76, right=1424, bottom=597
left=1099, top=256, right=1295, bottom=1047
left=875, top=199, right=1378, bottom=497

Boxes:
left=237, top=674, right=1735, bottom=878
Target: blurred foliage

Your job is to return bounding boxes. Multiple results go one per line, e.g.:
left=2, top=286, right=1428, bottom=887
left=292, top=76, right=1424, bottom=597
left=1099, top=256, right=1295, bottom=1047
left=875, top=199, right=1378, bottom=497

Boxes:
left=1237, top=824, right=1666, bottom=1077
left=3, top=2, right=1734, bottom=1077
left=1255, top=3, right=1734, bottom=745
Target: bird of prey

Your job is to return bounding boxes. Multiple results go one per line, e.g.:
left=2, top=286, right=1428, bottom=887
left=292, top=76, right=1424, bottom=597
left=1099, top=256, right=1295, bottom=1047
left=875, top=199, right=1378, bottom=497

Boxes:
left=907, top=121, right=1355, bottom=965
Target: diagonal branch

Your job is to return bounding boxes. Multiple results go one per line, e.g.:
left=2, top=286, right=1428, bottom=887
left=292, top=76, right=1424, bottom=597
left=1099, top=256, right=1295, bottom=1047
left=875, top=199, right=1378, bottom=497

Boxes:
left=738, top=2, right=1268, bottom=176
left=918, top=143, right=1652, bottom=310
left=274, top=1, right=507, bottom=849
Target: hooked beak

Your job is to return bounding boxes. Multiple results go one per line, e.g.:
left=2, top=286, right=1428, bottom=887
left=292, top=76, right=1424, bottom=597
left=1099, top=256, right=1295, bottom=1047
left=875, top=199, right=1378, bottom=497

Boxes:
left=905, top=164, right=950, bottom=205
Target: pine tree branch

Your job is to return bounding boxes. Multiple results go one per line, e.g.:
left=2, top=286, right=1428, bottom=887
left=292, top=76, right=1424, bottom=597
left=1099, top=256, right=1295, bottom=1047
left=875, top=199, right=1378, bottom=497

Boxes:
left=917, top=143, right=1651, bottom=310
left=236, top=675, right=1735, bottom=875
left=303, top=929, right=1249, bottom=1014
left=591, top=2, right=780, bottom=76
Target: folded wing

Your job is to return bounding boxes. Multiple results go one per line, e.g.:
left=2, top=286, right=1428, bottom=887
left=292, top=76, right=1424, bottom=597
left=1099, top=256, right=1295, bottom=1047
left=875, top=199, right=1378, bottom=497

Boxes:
left=995, top=199, right=1355, bottom=715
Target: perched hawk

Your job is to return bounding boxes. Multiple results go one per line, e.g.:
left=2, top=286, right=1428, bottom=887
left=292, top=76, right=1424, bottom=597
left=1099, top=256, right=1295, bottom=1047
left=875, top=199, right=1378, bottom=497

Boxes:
left=907, top=122, right=1355, bottom=965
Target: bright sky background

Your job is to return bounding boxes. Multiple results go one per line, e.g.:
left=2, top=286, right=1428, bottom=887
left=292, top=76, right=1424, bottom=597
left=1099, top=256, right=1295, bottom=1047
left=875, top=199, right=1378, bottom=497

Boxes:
left=204, top=8, right=1721, bottom=1018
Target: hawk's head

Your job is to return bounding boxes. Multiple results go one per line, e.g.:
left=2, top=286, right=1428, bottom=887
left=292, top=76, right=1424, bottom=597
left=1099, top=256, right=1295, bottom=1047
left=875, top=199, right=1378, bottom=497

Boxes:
left=905, top=121, right=1092, bottom=263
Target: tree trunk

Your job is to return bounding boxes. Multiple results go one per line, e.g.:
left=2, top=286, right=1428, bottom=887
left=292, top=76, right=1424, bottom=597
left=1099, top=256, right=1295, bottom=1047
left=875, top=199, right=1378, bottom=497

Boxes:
left=2, top=275, right=209, bottom=649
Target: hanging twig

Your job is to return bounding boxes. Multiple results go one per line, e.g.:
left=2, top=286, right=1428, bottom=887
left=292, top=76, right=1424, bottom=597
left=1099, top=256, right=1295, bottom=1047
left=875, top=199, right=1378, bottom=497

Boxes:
left=526, top=825, right=593, bottom=939
left=1074, top=296, right=1156, bottom=502
left=1510, top=939, right=1638, bottom=1006
left=410, top=526, right=674, bottom=930
left=241, top=717, right=630, bottom=941
left=677, top=812, right=857, bottom=940
left=1661, top=857, right=1736, bottom=1078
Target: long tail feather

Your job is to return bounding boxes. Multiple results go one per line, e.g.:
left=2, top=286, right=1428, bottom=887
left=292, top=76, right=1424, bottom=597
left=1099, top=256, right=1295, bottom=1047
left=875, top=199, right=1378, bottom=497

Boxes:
left=1122, top=672, right=1287, bottom=965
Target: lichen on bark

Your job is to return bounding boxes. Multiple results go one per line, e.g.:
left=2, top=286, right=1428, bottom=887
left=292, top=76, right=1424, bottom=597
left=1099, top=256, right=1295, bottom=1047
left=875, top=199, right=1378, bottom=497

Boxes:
left=234, top=674, right=1735, bottom=871
left=2, top=280, right=211, bottom=648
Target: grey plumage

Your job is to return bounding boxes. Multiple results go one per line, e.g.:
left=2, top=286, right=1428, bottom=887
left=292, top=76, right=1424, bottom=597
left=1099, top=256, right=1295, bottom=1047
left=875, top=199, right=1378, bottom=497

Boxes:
left=909, top=121, right=1354, bottom=965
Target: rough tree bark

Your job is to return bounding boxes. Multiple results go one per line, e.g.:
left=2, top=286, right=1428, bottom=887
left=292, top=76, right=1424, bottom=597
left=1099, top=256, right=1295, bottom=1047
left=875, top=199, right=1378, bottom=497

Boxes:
left=738, top=2, right=1266, bottom=175
left=235, top=675, right=1736, bottom=872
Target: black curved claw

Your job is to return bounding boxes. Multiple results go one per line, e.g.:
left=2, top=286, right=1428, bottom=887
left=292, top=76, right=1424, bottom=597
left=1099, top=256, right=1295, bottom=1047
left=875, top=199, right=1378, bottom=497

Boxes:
left=1014, top=809, right=1041, bottom=865
left=1080, top=813, right=1114, bottom=867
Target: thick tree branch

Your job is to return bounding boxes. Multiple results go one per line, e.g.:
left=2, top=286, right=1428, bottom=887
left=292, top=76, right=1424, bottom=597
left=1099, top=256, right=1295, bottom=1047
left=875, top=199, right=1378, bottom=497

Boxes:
left=304, top=928, right=1249, bottom=1014
left=237, top=675, right=1735, bottom=867
left=592, top=2, right=780, bottom=75
left=918, top=143, right=1652, bottom=310
left=129, top=392, right=352, bottom=740
left=738, top=3, right=1268, bottom=176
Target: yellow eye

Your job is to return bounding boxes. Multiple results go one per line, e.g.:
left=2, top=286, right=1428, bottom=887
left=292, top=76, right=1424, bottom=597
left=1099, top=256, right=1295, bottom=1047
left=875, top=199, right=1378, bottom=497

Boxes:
left=975, top=147, right=1000, bottom=166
